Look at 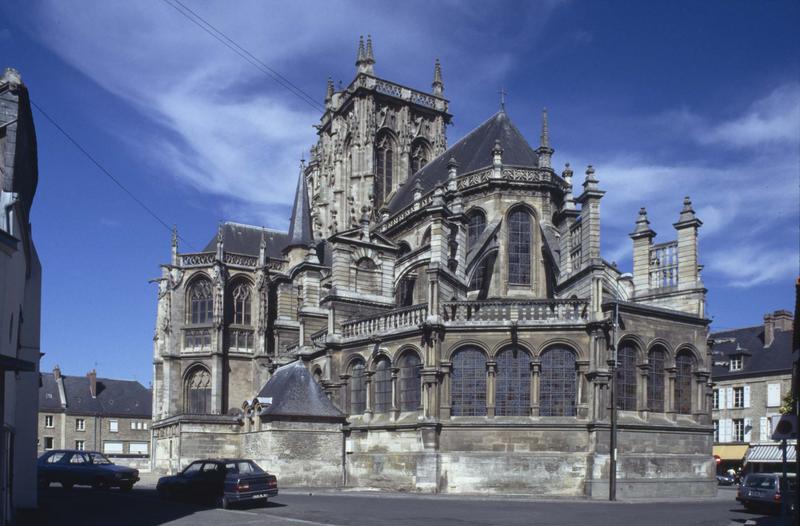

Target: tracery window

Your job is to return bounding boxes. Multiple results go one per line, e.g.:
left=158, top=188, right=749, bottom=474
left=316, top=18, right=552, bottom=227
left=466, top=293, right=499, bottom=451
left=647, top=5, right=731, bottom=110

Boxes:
left=539, top=347, right=577, bottom=417
left=675, top=351, right=694, bottom=415
left=410, top=141, right=430, bottom=175
left=348, top=360, right=366, bottom=415
left=355, top=258, right=379, bottom=295
left=647, top=346, right=667, bottom=411
left=398, top=352, right=421, bottom=411
left=508, top=209, right=532, bottom=285
left=231, top=282, right=252, bottom=325
left=467, top=210, right=486, bottom=250
left=185, top=367, right=212, bottom=414
left=375, top=135, right=395, bottom=206
left=616, top=342, right=638, bottom=411
left=189, top=279, right=213, bottom=324
left=450, top=347, right=487, bottom=416
left=373, top=358, right=392, bottom=413
left=495, top=347, right=531, bottom=416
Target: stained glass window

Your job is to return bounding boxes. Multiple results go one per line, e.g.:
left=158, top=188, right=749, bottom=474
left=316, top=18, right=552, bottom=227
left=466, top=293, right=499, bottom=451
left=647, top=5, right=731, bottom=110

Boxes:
left=189, top=279, right=213, bottom=324
left=374, top=358, right=392, bottom=413
left=349, top=360, right=366, bottom=415
left=675, top=351, right=694, bottom=414
left=616, top=342, right=638, bottom=411
left=399, top=352, right=422, bottom=411
left=231, top=282, right=252, bottom=325
left=374, top=135, right=394, bottom=206
left=539, top=347, right=576, bottom=416
left=647, top=346, right=666, bottom=412
left=467, top=210, right=486, bottom=250
left=186, top=367, right=211, bottom=414
left=495, top=347, right=531, bottom=416
left=508, top=209, right=531, bottom=285
left=451, top=347, right=487, bottom=416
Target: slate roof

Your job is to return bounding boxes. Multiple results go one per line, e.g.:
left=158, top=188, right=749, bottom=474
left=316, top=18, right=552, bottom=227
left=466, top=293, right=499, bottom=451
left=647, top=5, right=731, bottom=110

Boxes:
left=255, top=361, right=345, bottom=421
left=1, top=70, right=38, bottom=217
left=285, top=170, right=314, bottom=250
left=202, top=222, right=288, bottom=259
left=387, top=110, right=540, bottom=213
left=39, top=372, right=152, bottom=418
left=711, top=325, right=794, bottom=380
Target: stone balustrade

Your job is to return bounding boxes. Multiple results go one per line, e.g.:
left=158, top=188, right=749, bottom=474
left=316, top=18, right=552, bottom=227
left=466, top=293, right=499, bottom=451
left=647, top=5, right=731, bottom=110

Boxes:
left=340, top=304, right=428, bottom=338
left=179, top=252, right=215, bottom=267
left=441, top=299, right=589, bottom=325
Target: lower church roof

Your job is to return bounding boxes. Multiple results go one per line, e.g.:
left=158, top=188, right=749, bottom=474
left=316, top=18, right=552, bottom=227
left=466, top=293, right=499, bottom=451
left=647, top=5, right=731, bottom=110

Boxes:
left=255, top=361, right=345, bottom=421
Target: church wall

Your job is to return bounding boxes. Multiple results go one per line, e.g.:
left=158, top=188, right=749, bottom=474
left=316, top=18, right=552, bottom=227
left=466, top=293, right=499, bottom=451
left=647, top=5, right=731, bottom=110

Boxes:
left=227, top=356, right=257, bottom=412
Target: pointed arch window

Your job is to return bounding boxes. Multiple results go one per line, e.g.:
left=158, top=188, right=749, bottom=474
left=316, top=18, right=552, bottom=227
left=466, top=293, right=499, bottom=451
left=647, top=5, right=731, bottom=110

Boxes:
left=675, top=351, right=694, bottom=414
left=410, top=141, right=430, bottom=175
left=398, top=352, right=421, bottom=411
left=616, top=342, right=638, bottom=411
left=374, top=358, right=392, bottom=413
left=508, top=208, right=532, bottom=285
left=495, top=347, right=531, bottom=416
left=348, top=360, right=366, bottom=415
left=375, top=135, right=395, bottom=206
left=450, top=347, right=487, bottom=416
left=539, top=347, right=576, bottom=416
left=647, top=346, right=667, bottom=412
left=185, top=367, right=212, bottom=414
left=231, top=282, right=252, bottom=325
left=467, top=210, right=486, bottom=250
left=189, top=279, right=213, bottom=324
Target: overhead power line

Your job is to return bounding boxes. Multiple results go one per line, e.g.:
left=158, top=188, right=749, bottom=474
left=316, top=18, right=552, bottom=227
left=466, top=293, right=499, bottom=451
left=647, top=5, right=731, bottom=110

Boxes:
left=30, top=100, right=194, bottom=248
left=161, top=0, right=325, bottom=112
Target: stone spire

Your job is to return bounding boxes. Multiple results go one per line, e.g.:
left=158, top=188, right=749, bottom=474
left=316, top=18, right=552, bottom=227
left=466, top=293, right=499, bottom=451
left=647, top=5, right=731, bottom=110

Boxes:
left=536, top=108, right=554, bottom=169
left=325, top=77, right=334, bottom=107
left=356, top=35, right=375, bottom=75
left=286, top=165, right=314, bottom=250
left=562, top=163, right=575, bottom=211
left=432, top=58, right=444, bottom=97
left=216, top=221, right=225, bottom=259
left=171, top=225, right=178, bottom=265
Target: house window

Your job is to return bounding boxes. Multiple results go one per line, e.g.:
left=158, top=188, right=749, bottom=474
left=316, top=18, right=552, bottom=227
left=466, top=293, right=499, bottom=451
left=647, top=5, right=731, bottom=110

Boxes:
left=712, top=389, right=719, bottom=410
left=508, top=209, right=532, bottom=285
left=143, top=422, right=147, bottom=430
left=729, top=355, right=742, bottom=371
left=467, top=210, right=486, bottom=250
left=373, top=357, right=392, bottom=413
left=539, top=347, right=577, bottom=417
left=674, top=351, right=694, bottom=414
left=186, top=367, right=212, bottom=414
left=76, top=418, right=85, bottom=431
left=398, top=352, right=421, bottom=411
left=231, top=282, right=252, bottom=325
left=44, top=415, right=54, bottom=428
left=109, top=420, right=118, bottom=433
left=103, top=441, right=123, bottom=454
left=450, top=347, right=487, bottom=417
left=44, top=437, right=54, bottom=450
left=129, top=442, right=148, bottom=455
left=647, top=346, right=666, bottom=412
left=733, top=419, right=745, bottom=442
left=733, top=387, right=744, bottom=408
left=495, top=347, right=531, bottom=416
left=75, top=440, right=85, bottom=451
left=189, top=279, right=214, bottom=325
left=615, top=342, right=638, bottom=411
left=713, top=420, right=719, bottom=442
left=348, top=360, right=366, bottom=415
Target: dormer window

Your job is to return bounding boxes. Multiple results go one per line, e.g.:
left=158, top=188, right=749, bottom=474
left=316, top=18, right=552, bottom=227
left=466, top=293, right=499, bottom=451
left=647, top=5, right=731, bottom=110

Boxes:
left=729, top=355, right=743, bottom=371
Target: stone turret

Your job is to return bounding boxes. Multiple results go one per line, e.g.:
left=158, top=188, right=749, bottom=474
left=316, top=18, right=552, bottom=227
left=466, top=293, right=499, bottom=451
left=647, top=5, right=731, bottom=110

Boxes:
left=673, top=196, right=702, bottom=289
left=575, top=165, right=604, bottom=266
left=630, top=207, right=656, bottom=294
left=356, top=35, right=375, bottom=75
left=284, top=164, right=315, bottom=268
left=536, top=108, right=554, bottom=169
left=432, top=58, right=444, bottom=97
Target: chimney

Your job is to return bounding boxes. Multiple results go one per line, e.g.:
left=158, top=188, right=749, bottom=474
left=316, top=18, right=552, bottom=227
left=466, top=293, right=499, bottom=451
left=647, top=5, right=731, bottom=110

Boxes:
left=87, top=369, right=97, bottom=398
left=53, top=365, right=61, bottom=381
left=771, top=310, right=794, bottom=332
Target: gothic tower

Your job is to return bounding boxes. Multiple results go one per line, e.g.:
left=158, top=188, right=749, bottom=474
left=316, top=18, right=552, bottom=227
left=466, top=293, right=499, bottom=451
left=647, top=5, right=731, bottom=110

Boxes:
left=305, top=36, right=451, bottom=238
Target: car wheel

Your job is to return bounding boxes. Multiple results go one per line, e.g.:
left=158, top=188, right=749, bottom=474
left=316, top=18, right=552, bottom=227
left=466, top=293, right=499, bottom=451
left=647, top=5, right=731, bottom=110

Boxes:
left=218, top=495, right=230, bottom=510
left=62, top=482, right=73, bottom=491
left=119, top=482, right=133, bottom=492
left=92, top=479, right=108, bottom=490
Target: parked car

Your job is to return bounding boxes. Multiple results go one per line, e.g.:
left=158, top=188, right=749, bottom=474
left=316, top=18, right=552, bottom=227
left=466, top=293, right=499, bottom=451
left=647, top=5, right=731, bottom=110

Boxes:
left=716, top=474, right=736, bottom=486
left=157, top=459, right=278, bottom=509
left=736, top=473, right=797, bottom=514
left=37, top=450, right=140, bottom=491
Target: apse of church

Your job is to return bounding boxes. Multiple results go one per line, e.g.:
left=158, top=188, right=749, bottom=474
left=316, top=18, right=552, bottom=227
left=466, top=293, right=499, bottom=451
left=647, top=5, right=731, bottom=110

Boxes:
left=151, top=37, right=714, bottom=498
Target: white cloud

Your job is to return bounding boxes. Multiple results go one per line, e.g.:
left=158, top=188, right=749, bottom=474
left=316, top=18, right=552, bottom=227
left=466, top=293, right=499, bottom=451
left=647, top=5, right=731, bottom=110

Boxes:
left=706, top=244, right=799, bottom=288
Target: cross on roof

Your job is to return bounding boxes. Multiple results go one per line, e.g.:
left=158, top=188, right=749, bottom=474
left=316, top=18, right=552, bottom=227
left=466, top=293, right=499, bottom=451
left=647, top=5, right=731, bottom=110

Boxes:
left=498, top=88, right=508, bottom=110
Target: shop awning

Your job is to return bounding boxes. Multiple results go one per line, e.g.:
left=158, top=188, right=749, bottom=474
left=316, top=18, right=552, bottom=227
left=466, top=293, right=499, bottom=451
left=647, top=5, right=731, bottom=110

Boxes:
left=713, top=444, right=749, bottom=460
left=745, top=444, right=797, bottom=463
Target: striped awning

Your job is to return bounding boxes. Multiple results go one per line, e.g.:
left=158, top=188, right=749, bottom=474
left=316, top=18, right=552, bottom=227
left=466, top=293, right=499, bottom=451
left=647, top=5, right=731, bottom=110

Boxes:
left=745, top=444, right=797, bottom=463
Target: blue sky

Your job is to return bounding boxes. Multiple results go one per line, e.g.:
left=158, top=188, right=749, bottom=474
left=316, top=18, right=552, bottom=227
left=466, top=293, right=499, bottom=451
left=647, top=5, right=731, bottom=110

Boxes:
left=2, top=0, right=798, bottom=384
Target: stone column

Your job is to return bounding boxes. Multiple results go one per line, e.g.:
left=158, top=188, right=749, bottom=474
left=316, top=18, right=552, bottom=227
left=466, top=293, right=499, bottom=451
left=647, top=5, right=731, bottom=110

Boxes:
left=390, top=367, right=400, bottom=421
left=339, top=374, right=351, bottom=415
left=486, top=360, right=497, bottom=418
left=576, top=360, right=590, bottom=418
left=364, top=371, right=374, bottom=422
left=666, top=367, right=677, bottom=421
left=638, top=363, right=650, bottom=414
left=694, top=371, right=710, bottom=423
left=439, top=361, right=452, bottom=419
left=530, top=359, right=541, bottom=416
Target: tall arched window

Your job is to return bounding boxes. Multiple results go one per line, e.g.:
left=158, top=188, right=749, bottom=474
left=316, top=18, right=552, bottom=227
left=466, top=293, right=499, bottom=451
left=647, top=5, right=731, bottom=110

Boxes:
left=373, top=357, right=392, bottom=413
left=421, top=227, right=431, bottom=246
left=348, top=360, right=366, bottom=415
left=398, top=351, right=421, bottom=411
left=467, top=210, right=486, bottom=250
left=450, top=347, right=487, bottom=416
left=355, top=258, right=379, bottom=295
left=616, top=342, right=638, bottom=411
left=375, top=135, right=395, bottom=207
left=188, top=279, right=213, bottom=324
left=647, top=346, right=667, bottom=411
left=508, top=208, right=532, bottom=285
left=675, top=351, right=694, bottom=414
left=495, top=347, right=531, bottom=416
left=185, top=367, right=211, bottom=414
left=410, top=141, right=430, bottom=175
left=539, top=347, right=577, bottom=416
left=395, top=270, right=416, bottom=307
left=231, top=282, right=252, bottom=325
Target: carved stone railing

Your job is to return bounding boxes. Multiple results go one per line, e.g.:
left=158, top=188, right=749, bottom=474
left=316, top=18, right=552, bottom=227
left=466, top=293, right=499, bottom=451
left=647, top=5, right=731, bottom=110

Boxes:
left=180, top=252, right=215, bottom=267
left=340, top=304, right=428, bottom=339
left=441, top=299, right=589, bottom=325
left=380, top=193, right=435, bottom=232
left=649, top=241, right=679, bottom=289
left=224, top=252, right=258, bottom=267
left=310, top=328, right=328, bottom=347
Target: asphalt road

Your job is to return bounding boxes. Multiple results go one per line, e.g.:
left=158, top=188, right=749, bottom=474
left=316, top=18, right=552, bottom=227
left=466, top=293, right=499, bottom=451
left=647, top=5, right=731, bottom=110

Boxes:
left=20, top=484, right=785, bottom=526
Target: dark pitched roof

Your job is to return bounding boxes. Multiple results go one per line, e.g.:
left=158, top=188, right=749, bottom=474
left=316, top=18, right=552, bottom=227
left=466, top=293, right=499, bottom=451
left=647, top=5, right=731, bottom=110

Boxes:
left=285, top=170, right=314, bottom=250
left=255, top=361, right=345, bottom=421
left=711, top=325, right=795, bottom=380
left=39, top=373, right=152, bottom=418
left=202, top=222, right=288, bottom=259
left=387, top=110, right=540, bottom=213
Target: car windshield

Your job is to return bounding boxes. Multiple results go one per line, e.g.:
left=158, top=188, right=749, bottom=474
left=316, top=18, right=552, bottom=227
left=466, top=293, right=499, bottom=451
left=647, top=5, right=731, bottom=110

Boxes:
left=182, top=462, right=203, bottom=475
left=224, top=461, right=263, bottom=474
left=745, top=476, right=775, bottom=489
left=89, top=453, right=112, bottom=465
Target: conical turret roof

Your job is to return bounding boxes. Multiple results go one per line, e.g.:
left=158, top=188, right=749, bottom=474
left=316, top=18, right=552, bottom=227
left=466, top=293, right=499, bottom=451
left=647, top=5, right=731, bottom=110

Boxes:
left=286, top=169, right=314, bottom=249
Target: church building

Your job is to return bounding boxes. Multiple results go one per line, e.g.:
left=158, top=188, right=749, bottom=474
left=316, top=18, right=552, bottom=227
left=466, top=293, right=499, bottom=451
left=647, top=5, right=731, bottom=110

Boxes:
left=151, top=37, right=715, bottom=498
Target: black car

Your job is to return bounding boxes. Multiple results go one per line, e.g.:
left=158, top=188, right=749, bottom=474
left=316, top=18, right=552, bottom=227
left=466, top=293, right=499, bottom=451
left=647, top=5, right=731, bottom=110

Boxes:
left=157, top=459, right=278, bottom=509
left=716, top=474, right=736, bottom=486
left=38, top=450, right=140, bottom=490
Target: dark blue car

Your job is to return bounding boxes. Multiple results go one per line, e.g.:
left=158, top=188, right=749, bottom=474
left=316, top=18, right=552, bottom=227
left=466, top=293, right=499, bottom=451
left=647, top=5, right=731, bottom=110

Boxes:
left=157, top=459, right=278, bottom=509
left=37, top=450, right=140, bottom=490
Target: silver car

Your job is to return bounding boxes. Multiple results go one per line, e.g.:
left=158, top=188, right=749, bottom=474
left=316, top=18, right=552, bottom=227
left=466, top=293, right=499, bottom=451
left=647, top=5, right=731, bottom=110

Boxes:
left=736, top=473, right=796, bottom=514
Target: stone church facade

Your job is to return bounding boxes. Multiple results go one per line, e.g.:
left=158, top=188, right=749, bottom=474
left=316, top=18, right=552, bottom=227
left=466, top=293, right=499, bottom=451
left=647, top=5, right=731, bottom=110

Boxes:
left=151, top=37, right=715, bottom=497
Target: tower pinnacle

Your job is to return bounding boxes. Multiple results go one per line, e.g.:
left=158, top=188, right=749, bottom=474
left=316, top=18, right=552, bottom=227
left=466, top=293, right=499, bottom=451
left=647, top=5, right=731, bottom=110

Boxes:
left=356, top=35, right=375, bottom=75
left=432, top=58, right=444, bottom=97
left=536, top=107, right=554, bottom=168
